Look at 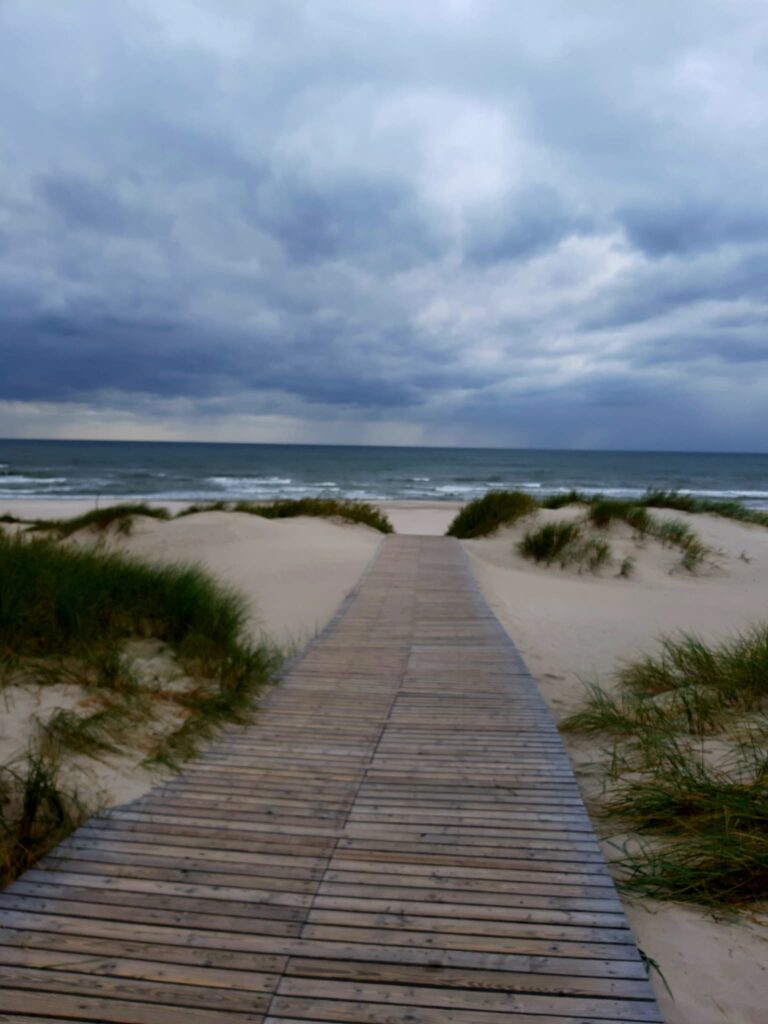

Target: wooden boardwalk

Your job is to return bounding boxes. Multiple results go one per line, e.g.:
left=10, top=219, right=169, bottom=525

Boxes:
left=0, top=536, right=662, bottom=1023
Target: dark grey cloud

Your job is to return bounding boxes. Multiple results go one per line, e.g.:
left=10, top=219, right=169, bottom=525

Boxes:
left=256, top=175, right=445, bottom=269
left=464, top=186, right=590, bottom=265
left=582, top=246, right=768, bottom=330
left=37, top=174, right=168, bottom=239
left=619, top=200, right=768, bottom=257
left=0, top=0, right=767, bottom=447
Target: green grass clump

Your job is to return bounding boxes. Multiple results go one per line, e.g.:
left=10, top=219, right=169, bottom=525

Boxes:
left=651, top=518, right=712, bottom=571
left=518, top=521, right=581, bottom=563
left=30, top=503, right=171, bottom=539
left=539, top=490, right=591, bottom=509
left=174, top=501, right=232, bottom=517
left=617, top=556, right=636, bottom=579
left=0, top=753, right=88, bottom=886
left=564, top=626, right=768, bottom=908
left=446, top=487, right=717, bottom=576
left=235, top=498, right=393, bottom=534
left=588, top=499, right=652, bottom=534
left=0, top=530, right=279, bottom=763
left=640, top=490, right=768, bottom=528
left=562, top=679, right=729, bottom=739
left=580, top=498, right=712, bottom=572
left=446, top=490, right=538, bottom=538
left=566, top=628, right=768, bottom=739
left=579, top=499, right=712, bottom=570
left=0, top=532, right=245, bottom=657
left=517, top=522, right=612, bottom=573
left=604, top=739, right=768, bottom=907
left=620, top=627, right=768, bottom=705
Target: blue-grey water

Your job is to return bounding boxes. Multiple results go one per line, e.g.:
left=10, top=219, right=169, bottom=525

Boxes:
left=1, top=440, right=767, bottom=507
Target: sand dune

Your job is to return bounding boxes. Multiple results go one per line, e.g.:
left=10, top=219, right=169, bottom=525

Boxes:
left=108, top=509, right=383, bottom=650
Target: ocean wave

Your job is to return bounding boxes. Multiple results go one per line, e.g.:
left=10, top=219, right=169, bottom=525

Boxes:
left=0, top=474, right=68, bottom=484
left=542, top=485, right=768, bottom=502
left=433, top=482, right=516, bottom=495
left=690, top=489, right=768, bottom=499
left=207, top=475, right=293, bottom=488
left=434, top=484, right=484, bottom=495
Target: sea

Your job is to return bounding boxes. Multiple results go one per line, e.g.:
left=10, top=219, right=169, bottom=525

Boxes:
left=1, top=439, right=767, bottom=508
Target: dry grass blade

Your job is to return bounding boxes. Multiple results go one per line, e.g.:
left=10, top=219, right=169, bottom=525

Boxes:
left=0, top=754, right=89, bottom=886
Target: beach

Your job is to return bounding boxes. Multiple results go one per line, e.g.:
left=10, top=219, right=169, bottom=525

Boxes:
left=1, top=495, right=766, bottom=1023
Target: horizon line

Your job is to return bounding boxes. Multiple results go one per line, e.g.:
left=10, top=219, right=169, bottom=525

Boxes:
left=1, top=437, right=767, bottom=457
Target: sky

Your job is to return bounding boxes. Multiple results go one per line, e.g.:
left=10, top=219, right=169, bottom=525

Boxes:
left=1, top=0, right=767, bottom=451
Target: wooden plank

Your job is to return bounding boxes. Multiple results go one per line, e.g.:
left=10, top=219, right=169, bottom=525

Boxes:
left=0, top=988, right=264, bottom=1023
left=275, top=977, right=663, bottom=1020
left=284, top=957, right=653, bottom=997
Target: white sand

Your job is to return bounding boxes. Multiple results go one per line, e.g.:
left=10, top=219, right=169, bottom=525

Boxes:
left=464, top=506, right=768, bottom=1024
left=377, top=500, right=460, bottom=536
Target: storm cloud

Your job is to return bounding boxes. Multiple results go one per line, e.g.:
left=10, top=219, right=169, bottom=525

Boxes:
left=1, top=0, right=767, bottom=448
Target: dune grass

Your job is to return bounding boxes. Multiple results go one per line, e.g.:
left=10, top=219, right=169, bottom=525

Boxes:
left=28, top=502, right=171, bottom=539
left=174, top=500, right=231, bottom=517
left=640, top=489, right=768, bottom=528
left=539, top=489, right=591, bottom=509
left=546, top=488, right=768, bottom=529
left=564, top=627, right=768, bottom=907
left=517, top=521, right=612, bottom=573
left=0, top=753, right=88, bottom=887
left=651, top=519, right=713, bottom=571
left=617, top=556, right=636, bottom=578
left=565, top=628, right=768, bottom=739
left=585, top=500, right=713, bottom=571
left=0, top=531, right=250, bottom=658
left=168, top=497, right=395, bottom=532
left=558, top=496, right=714, bottom=571
left=605, top=734, right=768, bottom=907
left=13, top=497, right=393, bottom=535
left=518, top=521, right=580, bottom=561
left=587, top=499, right=653, bottom=534
left=447, top=488, right=723, bottom=573
left=0, top=530, right=279, bottom=880
left=233, top=497, right=393, bottom=533
left=446, top=490, right=538, bottom=538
